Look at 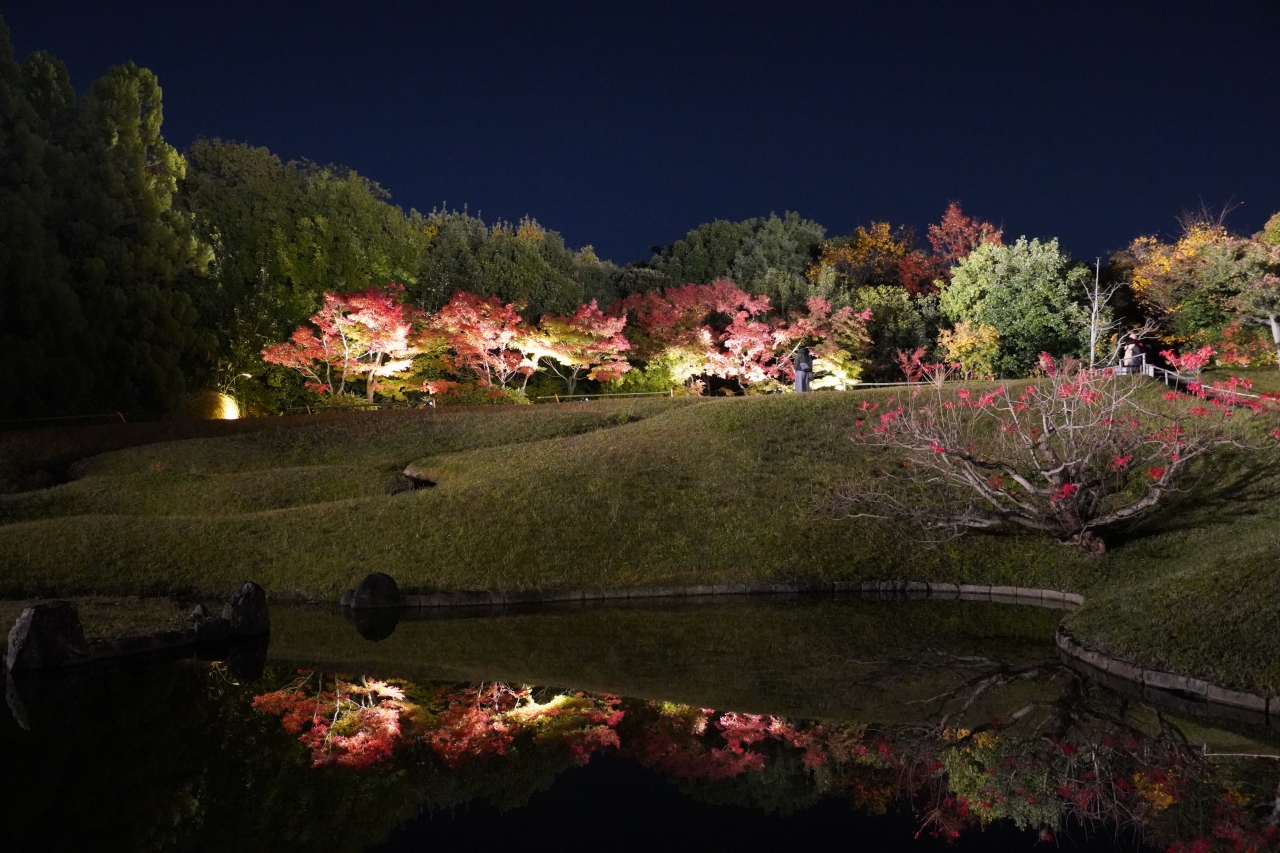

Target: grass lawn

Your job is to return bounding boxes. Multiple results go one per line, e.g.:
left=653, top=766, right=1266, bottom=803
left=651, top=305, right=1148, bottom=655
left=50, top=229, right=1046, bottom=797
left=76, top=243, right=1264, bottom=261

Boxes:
left=1, top=384, right=1278, bottom=695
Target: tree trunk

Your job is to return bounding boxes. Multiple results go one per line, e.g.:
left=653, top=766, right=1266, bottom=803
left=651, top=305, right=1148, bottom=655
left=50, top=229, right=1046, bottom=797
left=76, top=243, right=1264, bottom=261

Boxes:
left=1269, top=315, right=1280, bottom=371
left=367, top=351, right=384, bottom=401
left=1075, top=529, right=1106, bottom=555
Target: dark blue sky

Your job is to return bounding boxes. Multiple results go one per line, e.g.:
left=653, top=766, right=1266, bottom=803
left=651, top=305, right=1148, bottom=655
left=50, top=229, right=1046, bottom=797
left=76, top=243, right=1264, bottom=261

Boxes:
left=5, top=1, right=1279, bottom=265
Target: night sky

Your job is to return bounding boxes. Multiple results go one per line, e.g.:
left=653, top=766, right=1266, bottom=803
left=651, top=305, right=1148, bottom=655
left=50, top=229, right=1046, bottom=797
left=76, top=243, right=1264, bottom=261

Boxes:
left=5, top=1, right=1279, bottom=265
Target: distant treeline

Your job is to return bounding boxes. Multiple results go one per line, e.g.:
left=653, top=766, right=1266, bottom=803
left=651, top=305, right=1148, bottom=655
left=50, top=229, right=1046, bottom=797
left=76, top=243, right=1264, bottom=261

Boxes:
left=2, top=16, right=1276, bottom=418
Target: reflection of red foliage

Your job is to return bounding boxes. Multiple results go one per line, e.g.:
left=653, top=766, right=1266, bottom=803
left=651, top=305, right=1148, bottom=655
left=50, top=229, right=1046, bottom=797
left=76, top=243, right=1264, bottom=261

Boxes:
left=424, top=684, right=521, bottom=769
left=1168, top=792, right=1280, bottom=853
left=253, top=678, right=625, bottom=772
left=251, top=675, right=409, bottom=770
left=622, top=705, right=868, bottom=780
left=253, top=676, right=1280, bottom=852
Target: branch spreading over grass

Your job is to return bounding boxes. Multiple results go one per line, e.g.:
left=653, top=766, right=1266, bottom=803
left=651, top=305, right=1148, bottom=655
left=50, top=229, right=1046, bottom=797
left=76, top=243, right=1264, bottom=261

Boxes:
left=836, top=355, right=1278, bottom=552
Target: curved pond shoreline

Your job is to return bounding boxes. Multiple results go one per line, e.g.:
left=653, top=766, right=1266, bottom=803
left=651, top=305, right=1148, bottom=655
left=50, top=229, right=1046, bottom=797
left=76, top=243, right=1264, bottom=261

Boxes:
left=373, top=580, right=1086, bottom=609
left=8, top=578, right=1269, bottom=731
left=344, top=578, right=1275, bottom=728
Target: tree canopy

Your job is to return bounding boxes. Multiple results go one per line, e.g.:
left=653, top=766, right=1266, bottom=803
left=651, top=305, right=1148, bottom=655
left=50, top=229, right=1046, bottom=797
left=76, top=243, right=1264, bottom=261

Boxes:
left=0, top=20, right=210, bottom=417
left=940, top=238, right=1090, bottom=377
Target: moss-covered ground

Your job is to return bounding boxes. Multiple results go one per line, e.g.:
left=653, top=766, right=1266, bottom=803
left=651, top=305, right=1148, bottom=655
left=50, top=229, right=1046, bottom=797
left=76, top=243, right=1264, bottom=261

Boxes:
left=1, top=383, right=1278, bottom=695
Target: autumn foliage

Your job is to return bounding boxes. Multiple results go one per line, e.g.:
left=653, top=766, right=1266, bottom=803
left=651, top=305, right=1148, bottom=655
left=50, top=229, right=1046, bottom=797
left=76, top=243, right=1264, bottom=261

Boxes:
left=533, top=300, right=632, bottom=394
left=251, top=670, right=1280, bottom=852
left=614, top=280, right=872, bottom=391
left=838, top=355, right=1273, bottom=552
left=264, top=278, right=874, bottom=400
left=252, top=674, right=623, bottom=770
left=261, top=284, right=426, bottom=400
left=426, top=291, right=540, bottom=390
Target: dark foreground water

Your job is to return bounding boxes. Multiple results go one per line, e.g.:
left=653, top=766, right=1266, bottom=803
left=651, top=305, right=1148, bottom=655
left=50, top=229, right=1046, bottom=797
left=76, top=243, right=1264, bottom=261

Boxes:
left=2, top=599, right=1278, bottom=853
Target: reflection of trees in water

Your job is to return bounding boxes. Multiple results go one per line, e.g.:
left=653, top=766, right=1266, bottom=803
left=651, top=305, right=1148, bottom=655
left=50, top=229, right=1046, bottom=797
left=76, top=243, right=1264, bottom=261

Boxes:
left=251, top=673, right=624, bottom=771
left=6, top=659, right=1278, bottom=851
left=255, top=662, right=1280, bottom=851
left=621, top=664, right=1280, bottom=851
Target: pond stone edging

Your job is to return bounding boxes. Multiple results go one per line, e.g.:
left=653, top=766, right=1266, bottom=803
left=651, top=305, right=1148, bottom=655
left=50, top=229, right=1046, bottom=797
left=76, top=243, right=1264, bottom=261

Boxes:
left=1055, top=625, right=1273, bottom=717
left=343, top=573, right=1272, bottom=723
left=340, top=576, right=1087, bottom=610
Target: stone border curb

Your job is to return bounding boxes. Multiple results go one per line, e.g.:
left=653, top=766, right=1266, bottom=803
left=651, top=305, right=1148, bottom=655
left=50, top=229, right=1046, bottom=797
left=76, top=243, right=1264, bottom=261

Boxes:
left=87, top=625, right=225, bottom=661
left=5, top=582, right=270, bottom=672
left=377, top=581, right=1086, bottom=611
left=347, top=574, right=1270, bottom=728
left=1055, top=625, right=1273, bottom=726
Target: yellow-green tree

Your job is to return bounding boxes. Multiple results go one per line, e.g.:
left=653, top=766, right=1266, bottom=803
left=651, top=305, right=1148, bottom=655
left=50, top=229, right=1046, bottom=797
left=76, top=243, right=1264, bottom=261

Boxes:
left=937, top=321, right=1000, bottom=379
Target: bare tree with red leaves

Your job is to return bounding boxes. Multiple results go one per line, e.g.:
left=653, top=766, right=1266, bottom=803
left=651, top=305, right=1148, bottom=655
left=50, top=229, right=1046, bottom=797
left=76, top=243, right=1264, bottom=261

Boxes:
left=837, top=355, right=1272, bottom=552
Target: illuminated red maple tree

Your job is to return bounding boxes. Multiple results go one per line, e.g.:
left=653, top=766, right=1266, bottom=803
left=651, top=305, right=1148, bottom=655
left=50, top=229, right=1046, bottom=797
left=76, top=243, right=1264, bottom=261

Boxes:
left=614, top=282, right=871, bottom=391
left=534, top=300, right=632, bottom=395
left=428, top=291, right=542, bottom=390
left=894, top=203, right=1004, bottom=295
left=261, top=284, right=425, bottom=400
left=927, top=202, right=1004, bottom=273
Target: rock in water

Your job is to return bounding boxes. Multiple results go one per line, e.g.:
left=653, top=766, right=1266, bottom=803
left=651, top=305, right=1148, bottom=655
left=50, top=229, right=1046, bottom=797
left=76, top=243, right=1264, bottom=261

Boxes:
left=221, top=581, right=271, bottom=636
left=351, top=572, right=406, bottom=608
left=5, top=601, right=91, bottom=671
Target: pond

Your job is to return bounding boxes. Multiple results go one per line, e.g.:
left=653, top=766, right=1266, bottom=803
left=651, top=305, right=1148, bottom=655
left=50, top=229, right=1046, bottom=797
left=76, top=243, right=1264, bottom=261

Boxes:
left=3, top=598, right=1278, bottom=852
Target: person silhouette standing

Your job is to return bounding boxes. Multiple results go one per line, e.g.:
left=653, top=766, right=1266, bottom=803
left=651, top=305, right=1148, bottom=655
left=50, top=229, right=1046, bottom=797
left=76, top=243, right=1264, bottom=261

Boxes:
left=793, top=345, right=813, bottom=393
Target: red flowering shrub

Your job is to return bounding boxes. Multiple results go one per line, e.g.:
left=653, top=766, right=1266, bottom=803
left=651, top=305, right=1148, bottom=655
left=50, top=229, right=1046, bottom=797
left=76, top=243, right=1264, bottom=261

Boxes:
left=838, top=354, right=1274, bottom=552
left=1162, top=346, right=1216, bottom=376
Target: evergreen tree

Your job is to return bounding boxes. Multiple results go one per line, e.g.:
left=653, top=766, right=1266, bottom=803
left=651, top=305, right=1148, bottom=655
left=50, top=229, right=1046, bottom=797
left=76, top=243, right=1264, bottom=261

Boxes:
left=0, top=18, right=209, bottom=416
left=941, top=237, right=1091, bottom=377
left=180, top=138, right=428, bottom=408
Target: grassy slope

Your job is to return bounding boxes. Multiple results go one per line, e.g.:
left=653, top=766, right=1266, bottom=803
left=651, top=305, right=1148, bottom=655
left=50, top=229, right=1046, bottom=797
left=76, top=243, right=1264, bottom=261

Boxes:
left=0, top=392, right=1100, bottom=598
left=1, top=386, right=1278, bottom=693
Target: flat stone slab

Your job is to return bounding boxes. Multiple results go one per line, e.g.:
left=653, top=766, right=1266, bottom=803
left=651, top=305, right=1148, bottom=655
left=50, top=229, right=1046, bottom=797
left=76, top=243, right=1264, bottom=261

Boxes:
left=1102, top=655, right=1144, bottom=682
left=1143, top=669, right=1208, bottom=696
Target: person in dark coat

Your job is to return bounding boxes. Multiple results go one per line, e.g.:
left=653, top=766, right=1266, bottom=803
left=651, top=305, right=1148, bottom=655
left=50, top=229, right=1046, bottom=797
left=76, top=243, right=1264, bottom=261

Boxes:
left=792, top=345, right=813, bottom=393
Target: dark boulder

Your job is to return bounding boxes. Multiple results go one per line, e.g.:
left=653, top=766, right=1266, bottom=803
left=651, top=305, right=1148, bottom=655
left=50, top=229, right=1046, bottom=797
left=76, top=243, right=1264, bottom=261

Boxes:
left=193, top=616, right=232, bottom=643
left=346, top=606, right=405, bottom=642
left=220, top=581, right=270, bottom=637
left=350, top=572, right=406, bottom=608
left=5, top=601, right=91, bottom=671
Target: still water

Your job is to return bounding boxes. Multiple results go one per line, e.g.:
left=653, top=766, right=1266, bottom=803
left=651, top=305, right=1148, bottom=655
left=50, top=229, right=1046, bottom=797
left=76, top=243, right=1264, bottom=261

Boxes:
left=2, top=598, right=1277, bottom=852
